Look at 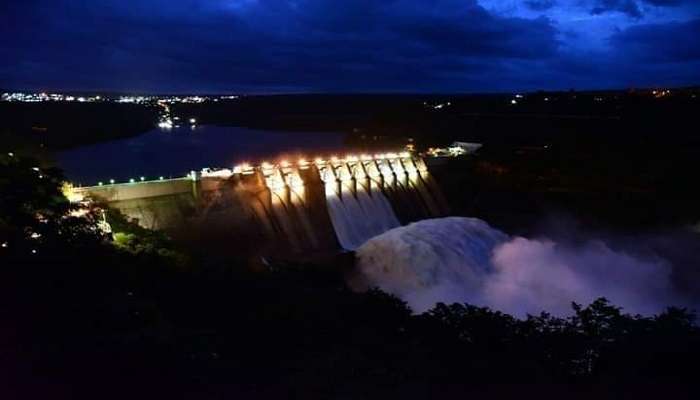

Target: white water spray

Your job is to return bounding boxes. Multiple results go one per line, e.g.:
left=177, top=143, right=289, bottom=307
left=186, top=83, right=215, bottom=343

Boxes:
left=354, top=217, right=681, bottom=316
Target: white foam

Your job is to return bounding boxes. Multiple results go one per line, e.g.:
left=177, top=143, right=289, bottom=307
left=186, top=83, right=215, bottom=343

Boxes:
left=355, top=217, right=679, bottom=316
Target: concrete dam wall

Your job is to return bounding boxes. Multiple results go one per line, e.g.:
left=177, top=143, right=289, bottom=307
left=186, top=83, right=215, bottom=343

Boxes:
left=71, top=153, right=449, bottom=254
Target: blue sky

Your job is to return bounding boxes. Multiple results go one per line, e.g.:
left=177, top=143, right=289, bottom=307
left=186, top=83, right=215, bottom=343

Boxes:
left=2, top=0, right=699, bottom=93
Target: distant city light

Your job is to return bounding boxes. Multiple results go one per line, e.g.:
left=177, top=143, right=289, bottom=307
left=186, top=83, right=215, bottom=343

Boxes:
left=129, top=178, right=135, bottom=183
left=0, top=91, right=239, bottom=120
left=140, top=176, right=145, bottom=181
left=158, top=120, right=173, bottom=129
left=110, top=179, right=115, bottom=184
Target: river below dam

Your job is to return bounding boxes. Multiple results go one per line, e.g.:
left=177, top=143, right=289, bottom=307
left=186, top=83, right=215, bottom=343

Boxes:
left=58, top=125, right=346, bottom=185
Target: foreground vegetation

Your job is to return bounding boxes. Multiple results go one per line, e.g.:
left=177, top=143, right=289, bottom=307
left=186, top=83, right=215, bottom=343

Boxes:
left=2, top=154, right=699, bottom=398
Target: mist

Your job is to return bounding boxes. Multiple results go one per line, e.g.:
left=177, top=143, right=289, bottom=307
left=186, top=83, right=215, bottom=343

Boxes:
left=353, top=217, right=696, bottom=317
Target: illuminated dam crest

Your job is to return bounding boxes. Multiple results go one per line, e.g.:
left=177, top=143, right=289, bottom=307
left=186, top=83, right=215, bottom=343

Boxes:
left=71, top=152, right=449, bottom=253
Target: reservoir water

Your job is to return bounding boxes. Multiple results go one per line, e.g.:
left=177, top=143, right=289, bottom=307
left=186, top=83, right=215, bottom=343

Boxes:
left=57, top=125, right=346, bottom=185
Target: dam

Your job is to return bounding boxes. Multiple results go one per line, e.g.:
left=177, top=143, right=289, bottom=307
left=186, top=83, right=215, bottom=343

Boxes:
left=69, top=152, right=449, bottom=254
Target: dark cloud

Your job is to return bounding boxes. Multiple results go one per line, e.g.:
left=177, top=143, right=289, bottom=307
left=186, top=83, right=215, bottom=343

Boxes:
left=583, top=0, right=698, bottom=18
left=0, top=0, right=698, bottom=92
left=0, top=0, right=560, bottom=92
left=544, top=17, right=700, bottom=90
left=610, top=18, right=700, bottom=62
left=525, top=0, right=557, bottom=11
left=589, top=0, right=643, bottom=18
left=642, top=0, right=691, bottom=6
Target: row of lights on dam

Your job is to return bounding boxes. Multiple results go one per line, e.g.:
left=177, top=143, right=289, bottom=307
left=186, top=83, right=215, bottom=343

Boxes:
left=82, top=151, right=416, bottom=187
left=96, top=176, right=167, bottom=186
left=234, top=152, right=413, bottom=173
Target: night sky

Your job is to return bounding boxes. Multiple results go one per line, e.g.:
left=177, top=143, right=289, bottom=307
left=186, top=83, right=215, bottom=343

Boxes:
left=2, top=0, right=699, bottom=93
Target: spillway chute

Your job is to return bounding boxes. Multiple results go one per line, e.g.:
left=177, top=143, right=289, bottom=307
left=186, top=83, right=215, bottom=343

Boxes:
left=86, top=151, right=448, bottom=256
